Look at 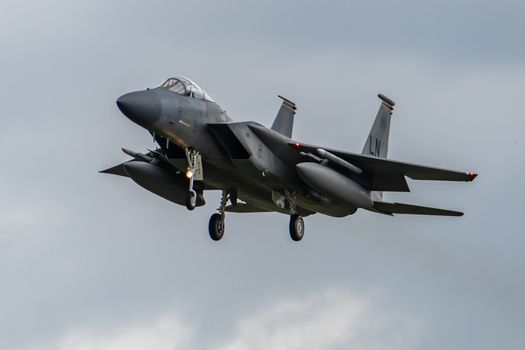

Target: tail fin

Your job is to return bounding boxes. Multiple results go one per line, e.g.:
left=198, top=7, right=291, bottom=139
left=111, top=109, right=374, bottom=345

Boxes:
left=271, top=95, right=297, bottom=138
left=362, top=94, right=395, bottom=201
left=362, top=94, right=394, bottom=159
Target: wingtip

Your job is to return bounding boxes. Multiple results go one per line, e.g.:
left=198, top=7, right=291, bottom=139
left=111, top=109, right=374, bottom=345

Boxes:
left=466, top=172, right=478, bottom=181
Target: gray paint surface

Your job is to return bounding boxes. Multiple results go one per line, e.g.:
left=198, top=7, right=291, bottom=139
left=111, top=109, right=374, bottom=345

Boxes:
left=0, top=1, right=524, bottom=350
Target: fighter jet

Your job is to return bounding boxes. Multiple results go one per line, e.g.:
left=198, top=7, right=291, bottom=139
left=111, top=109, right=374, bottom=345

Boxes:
left=101, top=76, right=477, bottom=241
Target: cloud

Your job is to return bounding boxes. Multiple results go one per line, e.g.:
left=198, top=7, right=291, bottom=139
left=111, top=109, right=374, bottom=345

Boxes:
left=33, top=315, right=191, bottom=350
left=21, top=290, right=420, bottom=350
left=1, top=1, right=523, bottom=349
left=216, top=290, right=421, bottom=350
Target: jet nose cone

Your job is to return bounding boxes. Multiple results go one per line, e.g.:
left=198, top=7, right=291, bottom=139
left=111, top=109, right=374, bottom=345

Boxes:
left=116, top=90, right=161, bottom=128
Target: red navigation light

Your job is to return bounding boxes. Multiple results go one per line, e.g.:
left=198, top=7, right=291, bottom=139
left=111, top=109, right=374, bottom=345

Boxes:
left=466, top=171, right=478, bottom=181
left=295, top=142, right=301, bottom=148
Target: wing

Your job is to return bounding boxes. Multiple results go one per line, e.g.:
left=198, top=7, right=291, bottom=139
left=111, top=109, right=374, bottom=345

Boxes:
left=293, top=142, right=477, bottom=185
left=242, top=123, right=477, bottom=193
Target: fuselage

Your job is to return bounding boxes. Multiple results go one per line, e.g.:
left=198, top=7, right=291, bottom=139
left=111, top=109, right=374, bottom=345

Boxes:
left=107, top=77, right=475, bottom=241
left=117, top=83, right=358, bottom=217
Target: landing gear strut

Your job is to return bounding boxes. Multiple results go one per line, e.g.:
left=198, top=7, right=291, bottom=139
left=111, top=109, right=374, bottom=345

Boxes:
left=208, top=190, right=228, bottom=241
left=285, top=190, right=304, bottom=241
left=184, top=148, right=200, bottom=211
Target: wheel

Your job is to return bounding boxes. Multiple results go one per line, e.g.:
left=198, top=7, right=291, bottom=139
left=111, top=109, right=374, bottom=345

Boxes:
left=289, top=214, right=304, bottom=241
left=208, top=213, right=225, bottom=241
left=186, top=190, right=197, bottom=211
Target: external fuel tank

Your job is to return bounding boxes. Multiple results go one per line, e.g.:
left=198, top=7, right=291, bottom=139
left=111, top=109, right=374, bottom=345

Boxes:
left=296, top=162, right=373, bottom=209
left=123, top=161, right=204, bottom=206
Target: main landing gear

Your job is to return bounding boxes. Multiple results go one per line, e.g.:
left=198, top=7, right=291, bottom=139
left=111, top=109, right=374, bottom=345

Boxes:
left=205, top=187, right=305, bottom=242
left=207, top=189, right=306, bottom=242
left=208, top=190, right=228, bottom=241
left=289, top=214, right=305, bottom=241
left=285, top=190, right=304, bottom=241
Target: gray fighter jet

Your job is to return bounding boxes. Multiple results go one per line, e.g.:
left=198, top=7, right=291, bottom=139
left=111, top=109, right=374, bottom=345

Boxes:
left=101, top=77, right=477, bottom=241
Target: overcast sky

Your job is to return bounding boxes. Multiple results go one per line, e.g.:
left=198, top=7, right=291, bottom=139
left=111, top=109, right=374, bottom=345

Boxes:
left=1, top=1, right=524, bottom=349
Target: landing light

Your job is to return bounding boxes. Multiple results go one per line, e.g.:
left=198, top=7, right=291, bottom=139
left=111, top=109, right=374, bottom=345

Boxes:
left=185, top=169, right=194, bottom=179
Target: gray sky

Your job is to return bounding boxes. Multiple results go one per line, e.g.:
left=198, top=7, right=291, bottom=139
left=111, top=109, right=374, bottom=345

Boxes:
left=1, top=1, right=524, bottom=349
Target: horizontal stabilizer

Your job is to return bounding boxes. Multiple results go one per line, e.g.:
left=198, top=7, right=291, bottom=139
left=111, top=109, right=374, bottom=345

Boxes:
left=225, top=203, right=269, bottom=213
left=372, top=201, right=463, bottom=216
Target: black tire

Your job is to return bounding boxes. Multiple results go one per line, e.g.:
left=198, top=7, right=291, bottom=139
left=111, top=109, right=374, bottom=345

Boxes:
left=186, top=191, right=197, bottom=211
left=289, top=214, right=304, bottom=241
left=208, top=213, right=225, bottom=241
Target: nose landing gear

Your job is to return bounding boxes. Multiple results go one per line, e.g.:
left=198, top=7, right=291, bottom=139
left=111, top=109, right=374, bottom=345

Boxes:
left=184, top=148, right=202, bottom=211
left=186, top=190, right=197, bottom=211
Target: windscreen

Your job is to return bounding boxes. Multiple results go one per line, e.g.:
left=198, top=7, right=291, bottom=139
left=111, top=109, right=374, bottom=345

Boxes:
left=158, top=77, right=214, bottom=102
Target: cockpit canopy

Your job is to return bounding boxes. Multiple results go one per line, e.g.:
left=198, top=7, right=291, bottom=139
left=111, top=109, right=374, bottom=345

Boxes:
left=158, top=77, right=214, bottom=102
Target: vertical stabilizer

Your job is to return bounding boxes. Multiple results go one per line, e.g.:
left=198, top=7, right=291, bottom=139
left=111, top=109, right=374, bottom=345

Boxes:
left=362, top=94, right=394, bottom=159
left=362, top=94, right=395, bottom=200
left=271, top=95, right=297, bottom=138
